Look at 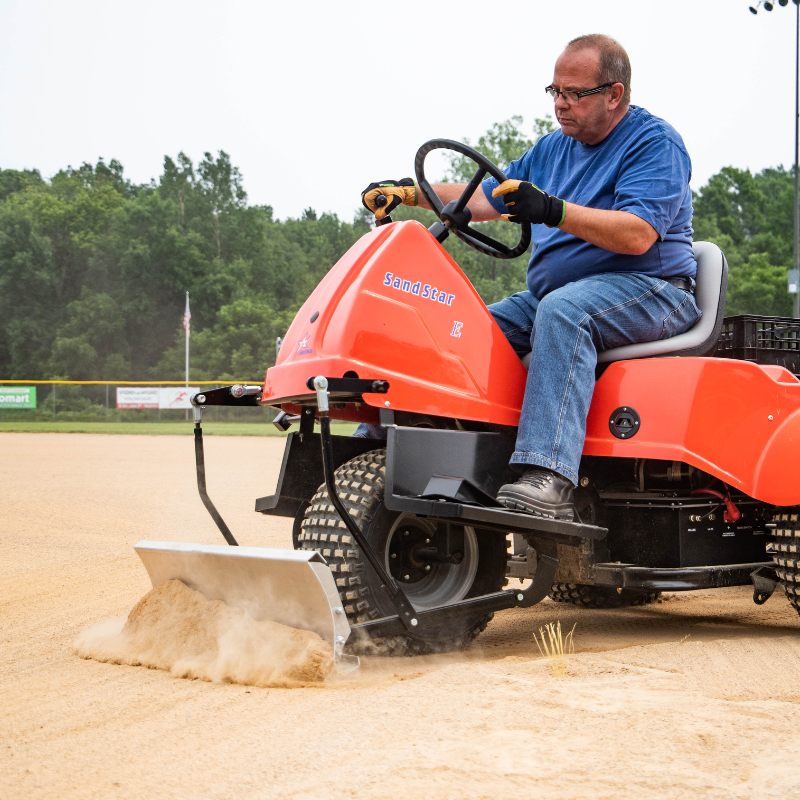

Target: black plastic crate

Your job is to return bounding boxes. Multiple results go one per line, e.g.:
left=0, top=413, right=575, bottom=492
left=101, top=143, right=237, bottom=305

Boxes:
left=714, top=315, right=800, bottom=375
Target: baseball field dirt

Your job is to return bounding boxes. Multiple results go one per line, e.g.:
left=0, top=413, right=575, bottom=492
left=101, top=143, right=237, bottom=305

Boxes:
left=2, top=432, right=800, bottom=799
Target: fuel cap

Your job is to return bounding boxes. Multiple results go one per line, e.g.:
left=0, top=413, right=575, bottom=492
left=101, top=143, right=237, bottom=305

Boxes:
left=609, top=406, right=640, bottom=439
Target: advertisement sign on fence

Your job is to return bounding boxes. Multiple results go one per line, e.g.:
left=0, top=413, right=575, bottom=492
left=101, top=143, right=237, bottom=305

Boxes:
left=0, top=386, right=36, bottom=409
left=116, top=387, right=201, bottom=410
left=116, top=387, right=159, bottom=409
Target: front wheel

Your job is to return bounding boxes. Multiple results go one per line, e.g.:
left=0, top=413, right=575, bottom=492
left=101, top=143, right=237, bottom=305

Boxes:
left=296, top=449, right=508, bottom=655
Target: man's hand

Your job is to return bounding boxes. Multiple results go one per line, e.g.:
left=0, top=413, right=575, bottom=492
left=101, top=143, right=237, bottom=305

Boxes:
left=492, top=180, right=565, bottom=228
left=361, top=178, right=417, bottom=220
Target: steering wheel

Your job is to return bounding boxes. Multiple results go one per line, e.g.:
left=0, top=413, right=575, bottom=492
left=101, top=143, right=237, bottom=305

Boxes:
left=414, top=139, right=531, bottom=259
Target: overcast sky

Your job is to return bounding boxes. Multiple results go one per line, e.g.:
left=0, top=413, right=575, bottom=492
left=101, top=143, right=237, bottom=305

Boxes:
left=0, top=0, right=795, bottom=221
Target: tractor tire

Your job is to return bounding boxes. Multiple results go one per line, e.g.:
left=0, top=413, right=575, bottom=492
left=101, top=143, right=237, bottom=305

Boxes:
left=548, top=583, right=661, bottom=608
left=770, top=510, right=800, bottom=616
left=296, top=448, right=508, bottom=655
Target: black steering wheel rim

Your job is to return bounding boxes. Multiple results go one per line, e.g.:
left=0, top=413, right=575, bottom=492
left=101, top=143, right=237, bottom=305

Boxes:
left=414, top=139, right=531, bottom=260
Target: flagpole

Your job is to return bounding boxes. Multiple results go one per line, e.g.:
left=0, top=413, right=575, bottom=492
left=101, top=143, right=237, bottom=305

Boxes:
left=184, top=291, right=190, bottom=387
left=184, top=291, right=191, bottom=420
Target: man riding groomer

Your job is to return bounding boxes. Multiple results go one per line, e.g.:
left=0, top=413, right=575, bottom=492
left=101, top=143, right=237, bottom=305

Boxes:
left=360, top=34, right=700, bottom=522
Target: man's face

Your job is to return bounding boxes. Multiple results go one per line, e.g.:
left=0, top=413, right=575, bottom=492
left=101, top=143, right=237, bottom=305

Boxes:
left=550, top=47, right=622, bottom=145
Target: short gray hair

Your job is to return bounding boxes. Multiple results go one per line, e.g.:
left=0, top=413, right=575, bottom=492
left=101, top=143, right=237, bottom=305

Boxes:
left=565, top=34, right=631, bottom=106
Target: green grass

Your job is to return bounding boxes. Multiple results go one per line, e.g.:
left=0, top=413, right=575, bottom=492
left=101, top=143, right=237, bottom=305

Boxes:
left=0, top=421, right=360, bottom=436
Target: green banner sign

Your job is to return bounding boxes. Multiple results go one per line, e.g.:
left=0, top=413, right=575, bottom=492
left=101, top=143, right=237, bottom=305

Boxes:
left=0, top=386, right=37, bottom=409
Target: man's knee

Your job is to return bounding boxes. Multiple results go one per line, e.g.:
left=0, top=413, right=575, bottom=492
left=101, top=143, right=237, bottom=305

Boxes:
left=489, top=291, right=539, bottom=356
left=535, top=286, right=590, bottom=330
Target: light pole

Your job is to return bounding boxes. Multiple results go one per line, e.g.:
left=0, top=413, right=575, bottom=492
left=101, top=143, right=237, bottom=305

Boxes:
left=750, top=0, right=800, bottom=318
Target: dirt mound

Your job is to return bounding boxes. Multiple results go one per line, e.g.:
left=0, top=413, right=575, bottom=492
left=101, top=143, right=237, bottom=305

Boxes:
left=74, top=579, right=334, bottom=687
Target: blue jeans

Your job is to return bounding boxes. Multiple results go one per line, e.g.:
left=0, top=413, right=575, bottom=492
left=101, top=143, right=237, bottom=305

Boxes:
left=489, top=273, right=700, bottom=485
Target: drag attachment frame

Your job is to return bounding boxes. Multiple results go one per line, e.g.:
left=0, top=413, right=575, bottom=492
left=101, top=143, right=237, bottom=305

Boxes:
left=193, top=407, right=238, bottom=546
left=310, top=376, right=559, bottom=640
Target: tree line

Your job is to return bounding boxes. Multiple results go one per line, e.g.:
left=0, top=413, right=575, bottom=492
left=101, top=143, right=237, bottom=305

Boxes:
left=0, top=119, right=794, bottom=383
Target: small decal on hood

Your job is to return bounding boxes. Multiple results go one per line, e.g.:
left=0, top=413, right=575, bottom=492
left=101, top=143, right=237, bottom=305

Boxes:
left=296, top=332, right=313, bottom=357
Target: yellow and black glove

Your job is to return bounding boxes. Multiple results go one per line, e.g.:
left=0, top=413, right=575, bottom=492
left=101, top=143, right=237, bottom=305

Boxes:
left=492, top=180, right=565, bottom=228
left=361, top=178, right=417, bottom=220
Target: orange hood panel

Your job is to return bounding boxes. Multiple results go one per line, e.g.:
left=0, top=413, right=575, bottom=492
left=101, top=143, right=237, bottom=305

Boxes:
left=262, top=220, right=526, bottom=424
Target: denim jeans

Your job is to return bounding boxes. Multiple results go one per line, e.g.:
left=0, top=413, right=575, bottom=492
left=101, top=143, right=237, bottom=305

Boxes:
left=489, top=272, right=701, bottom=485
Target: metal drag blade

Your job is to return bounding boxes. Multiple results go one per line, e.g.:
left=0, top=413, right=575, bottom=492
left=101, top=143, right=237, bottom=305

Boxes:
left=134, top=541, right=358, bottom=671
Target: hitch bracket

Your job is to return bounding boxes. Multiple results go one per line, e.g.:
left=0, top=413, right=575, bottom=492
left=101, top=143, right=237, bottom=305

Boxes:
left=751, top=565, right=779, bottom=605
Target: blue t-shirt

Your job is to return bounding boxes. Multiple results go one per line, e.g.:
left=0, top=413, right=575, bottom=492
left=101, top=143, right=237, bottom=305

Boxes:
left=482, top=105, right=696, bottom=298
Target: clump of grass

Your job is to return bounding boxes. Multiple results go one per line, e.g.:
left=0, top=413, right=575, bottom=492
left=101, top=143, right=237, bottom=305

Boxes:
left=534, top=621, right=576, bottom=677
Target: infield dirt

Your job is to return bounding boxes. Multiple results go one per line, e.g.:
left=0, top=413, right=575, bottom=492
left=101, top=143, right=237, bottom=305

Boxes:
left=2, top=432, right=800, bottom=799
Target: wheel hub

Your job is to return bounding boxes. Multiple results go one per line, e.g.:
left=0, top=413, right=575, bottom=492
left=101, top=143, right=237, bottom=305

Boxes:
left=384, top=515, right=479, bottom=612
left=388, top=523, right=434, bottom=584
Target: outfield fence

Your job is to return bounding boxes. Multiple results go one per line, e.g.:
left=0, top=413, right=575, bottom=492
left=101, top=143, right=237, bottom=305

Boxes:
left=0, top=380, right=274, bottom=423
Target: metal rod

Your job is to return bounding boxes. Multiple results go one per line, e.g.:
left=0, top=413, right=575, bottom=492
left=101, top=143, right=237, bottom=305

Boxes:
left=105, top=383, right=109, bottom=422
left=318, top=416, right=399, bottom=592
left=352, top=589, right=522, bottom=638
left=193, top=423, right=239, bottom=546
left=315, top=397, right=418, bottom=629
left=52, top=383, right=55, bottom=421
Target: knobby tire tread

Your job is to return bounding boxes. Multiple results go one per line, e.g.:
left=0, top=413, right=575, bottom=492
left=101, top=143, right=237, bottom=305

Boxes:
left=548, top=583, right=661, bottom=609
left=769, top=510, right=800, bottom=617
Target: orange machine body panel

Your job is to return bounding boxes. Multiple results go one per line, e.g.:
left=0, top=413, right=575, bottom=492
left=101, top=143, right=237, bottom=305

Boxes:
left=585, top=358, right=800, bottom=506
left=262, top=220, right=527, bottom=425
left=262, top=220, right=800, bottom=506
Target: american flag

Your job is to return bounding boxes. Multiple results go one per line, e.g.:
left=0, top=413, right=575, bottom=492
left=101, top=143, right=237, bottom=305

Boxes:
left=183, top=292, right=191, bottom=332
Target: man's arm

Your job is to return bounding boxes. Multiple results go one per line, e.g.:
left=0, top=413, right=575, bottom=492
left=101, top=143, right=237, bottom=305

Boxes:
left=492, top=179, right=660, bottom=255
left=560, top=204, right=659, bottom=256
left=420, top=183, right=657, bottom=253
left=416, top=184, right=500, bottom=222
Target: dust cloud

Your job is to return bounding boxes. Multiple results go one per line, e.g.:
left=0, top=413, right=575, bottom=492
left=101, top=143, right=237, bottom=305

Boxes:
left=74, top=579, right=334, bottom=687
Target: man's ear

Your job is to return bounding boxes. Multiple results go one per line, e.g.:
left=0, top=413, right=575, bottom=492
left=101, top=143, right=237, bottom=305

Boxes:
left=607, top=82, right=625, bottom=111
